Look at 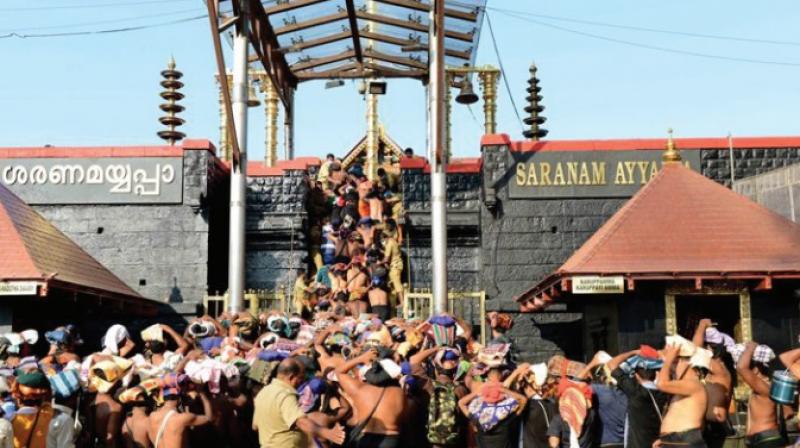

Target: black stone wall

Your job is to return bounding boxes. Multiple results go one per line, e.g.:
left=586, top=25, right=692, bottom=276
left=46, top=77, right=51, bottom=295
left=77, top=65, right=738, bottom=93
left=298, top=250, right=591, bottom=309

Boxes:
left=702, top=148, right=800, bottom=187
left=34, top=148, right=227, bottom=313
left=245, top=170, right=309, bottom=291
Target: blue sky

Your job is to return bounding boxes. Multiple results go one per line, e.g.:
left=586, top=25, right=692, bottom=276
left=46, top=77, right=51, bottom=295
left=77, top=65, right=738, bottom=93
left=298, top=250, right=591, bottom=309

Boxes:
left=1, top=0, right=799, bottom=161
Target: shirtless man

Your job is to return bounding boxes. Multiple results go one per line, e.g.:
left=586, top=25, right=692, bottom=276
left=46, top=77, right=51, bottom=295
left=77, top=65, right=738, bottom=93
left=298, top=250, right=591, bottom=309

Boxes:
left=657, top=344, right=709, bottom=448
left=692, top=319, right=733, bottom=448
left=147, top=384, right=213, bottom=448
left=336, top=349, right=406, bottom=448
left=357, top=219, right=375, bottom=247
left=345, top=261, right=370, bottom=317
left=367, top=275, right=391, bottom=322
left=121, top=391, right=151, bottom=448
left=736, top=342, right=784, bottom=448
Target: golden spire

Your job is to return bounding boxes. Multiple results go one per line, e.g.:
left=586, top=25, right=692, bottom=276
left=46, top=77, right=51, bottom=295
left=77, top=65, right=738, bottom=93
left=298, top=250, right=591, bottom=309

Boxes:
left=157, top=57, right=186, bottom=145
left=662, top=128, right=681, bottom=163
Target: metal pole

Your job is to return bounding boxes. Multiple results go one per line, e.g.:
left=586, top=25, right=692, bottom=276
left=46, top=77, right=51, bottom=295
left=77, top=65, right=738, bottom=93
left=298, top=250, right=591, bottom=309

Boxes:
left=429, top=0, right=448, bottom=315
left=228, top=0, right=249, bottom=313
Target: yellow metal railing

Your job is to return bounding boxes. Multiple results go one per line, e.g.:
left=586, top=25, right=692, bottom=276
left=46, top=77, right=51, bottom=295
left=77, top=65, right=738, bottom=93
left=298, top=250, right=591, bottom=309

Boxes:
left=204, top=287, right=291, bottom=318
left=403, top=288, right=486, bottom=346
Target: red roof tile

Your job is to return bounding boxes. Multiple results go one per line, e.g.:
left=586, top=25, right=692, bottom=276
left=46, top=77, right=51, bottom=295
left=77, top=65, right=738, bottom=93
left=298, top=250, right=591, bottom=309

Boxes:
left=0, top=184, right=144, bottom=301
left=516, top=160, right=800, bottom=308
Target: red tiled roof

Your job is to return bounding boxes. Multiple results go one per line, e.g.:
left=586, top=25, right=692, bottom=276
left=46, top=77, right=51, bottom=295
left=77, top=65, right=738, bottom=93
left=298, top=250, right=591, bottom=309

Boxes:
left=481, top=133, right=800, bottom=152
left=516, top=160, right=800, bottom=310
left=0, top=184, right=144, bottom=301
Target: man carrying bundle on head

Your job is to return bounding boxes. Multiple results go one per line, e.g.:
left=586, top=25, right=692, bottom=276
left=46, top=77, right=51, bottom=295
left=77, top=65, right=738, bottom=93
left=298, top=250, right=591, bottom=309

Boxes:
left=733, top=342, right=785, bottom=448
left=691, top=319, right=735, bottom=448
left=656, top=336, right=710, bottom=448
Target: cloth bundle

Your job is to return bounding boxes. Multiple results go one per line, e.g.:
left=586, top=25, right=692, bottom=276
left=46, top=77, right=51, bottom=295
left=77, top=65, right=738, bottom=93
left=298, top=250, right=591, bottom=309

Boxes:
left=547, top=355, right=587, bottom=380
left=184, top=359, right=239, bottom=394
left=140, top=324, right=164, bottom=343
left=467, top=396, right=519, bottom=432
left=89, top=356, right=134, bottom=394
left=102, top=325, right=129, bottom=355
left=488, top=312, right=514, bottom=331
left=428, top=315, right=457, bottom=347
left=48, top=369, right=81, bottom=399
left=476, top=344, right=510, bottom=368
left=705, top=328, right=736, bottom=351
left=729, top=343, right=775, bottom=365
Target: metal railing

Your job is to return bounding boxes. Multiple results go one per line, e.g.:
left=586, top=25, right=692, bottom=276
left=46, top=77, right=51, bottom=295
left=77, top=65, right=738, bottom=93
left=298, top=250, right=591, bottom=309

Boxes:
left=204, top=287, right=291, bottom=317
left=403, top=288, right=487, bottom=345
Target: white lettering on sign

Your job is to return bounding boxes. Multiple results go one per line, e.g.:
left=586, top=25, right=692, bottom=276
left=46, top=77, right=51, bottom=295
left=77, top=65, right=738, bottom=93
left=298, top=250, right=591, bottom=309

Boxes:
left=1, top=163, right=176, bottom=197
left=571, top=276, right=625, bottom=294
left=0, top=281, right=39, bottom=296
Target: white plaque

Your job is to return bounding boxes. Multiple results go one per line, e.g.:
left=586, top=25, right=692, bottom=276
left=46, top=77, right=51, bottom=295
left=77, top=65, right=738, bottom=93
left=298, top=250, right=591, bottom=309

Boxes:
left=571, top=276, right=624, bottom=294
left=0, top=281, right=39, bottom=296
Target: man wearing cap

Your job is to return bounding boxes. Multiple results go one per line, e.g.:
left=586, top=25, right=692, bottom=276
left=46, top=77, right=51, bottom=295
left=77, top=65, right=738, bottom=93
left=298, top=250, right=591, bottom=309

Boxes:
left=607, top=347, right=668, bottom=448
left=12, top=369, right=54, bottom=448
left=381, top=228, right=404, bottom=308
left=253, top=358, right=345, bottom=448
left=735, top=342, right=784, bottom=448
left=656, top=339, right=709, bottom=448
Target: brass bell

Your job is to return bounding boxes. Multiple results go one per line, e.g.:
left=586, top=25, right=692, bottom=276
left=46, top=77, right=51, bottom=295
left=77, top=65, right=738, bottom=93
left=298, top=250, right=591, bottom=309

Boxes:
left=455, top=77, right=479, bottom=105
left=247, top=83, right=261, bottom=108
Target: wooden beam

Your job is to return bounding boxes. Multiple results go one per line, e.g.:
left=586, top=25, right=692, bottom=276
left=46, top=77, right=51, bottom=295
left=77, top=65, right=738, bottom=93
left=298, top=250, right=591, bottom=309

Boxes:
left=205, top=0, right=241, bottom=166
left=356, top=10, right=475, bottom=42
left=263, top=0, right=328, bottom=15
left=360, top=30, right=471, bottom=60
left=291, top=49, right=356, bottom=71
left=372, top=0, right=479, bottom=22
left=247, top=0, right=298, bottom=110
left=344, top=0, right=363, bottom=64
left=364, top=49, right=426, bottom=69
left=274, top=11, right=349, bottom=36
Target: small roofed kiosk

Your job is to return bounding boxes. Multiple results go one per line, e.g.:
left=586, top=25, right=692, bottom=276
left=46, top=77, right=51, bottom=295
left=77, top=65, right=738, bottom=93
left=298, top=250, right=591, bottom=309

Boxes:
left=515, top=135, right=800, bottom=359
left=0, top=183, right=157, bottom=335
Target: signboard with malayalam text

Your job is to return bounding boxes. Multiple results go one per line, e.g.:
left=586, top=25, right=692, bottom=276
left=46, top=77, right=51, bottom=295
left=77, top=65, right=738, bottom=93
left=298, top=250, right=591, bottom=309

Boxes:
left=0, top=281, right=40, bottom=296
left=571, top=276, right=625, bottom=294
left=0, top=157, right=183, bottom=204
left=509, top=150, right=701, bottom=199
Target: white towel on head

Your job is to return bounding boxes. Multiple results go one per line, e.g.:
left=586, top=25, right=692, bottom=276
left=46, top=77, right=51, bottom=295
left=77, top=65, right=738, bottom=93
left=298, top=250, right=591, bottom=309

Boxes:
left=102, top=324, right=129, bottom=355
left=379, top=359, right=402, bottom=379
left=529, top=363, right=549, bottom=387
left=665, top=335, right=697, bottom=357
left=690, top=348, right=712, bottom=370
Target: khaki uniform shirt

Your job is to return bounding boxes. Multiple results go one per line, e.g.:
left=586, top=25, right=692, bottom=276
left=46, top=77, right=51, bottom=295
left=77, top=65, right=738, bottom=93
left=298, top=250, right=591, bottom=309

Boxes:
left=253, top=379, right=307, bottom=448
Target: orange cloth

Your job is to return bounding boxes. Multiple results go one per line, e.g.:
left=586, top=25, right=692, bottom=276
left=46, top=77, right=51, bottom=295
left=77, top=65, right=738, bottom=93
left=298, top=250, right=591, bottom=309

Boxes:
left=558, top=386, right=589, bottom=438
left=480, top=382, right=505, bottom=404
left=12, top=404, right=53, bottom=448
left=358, top=199, right=371, bottom=219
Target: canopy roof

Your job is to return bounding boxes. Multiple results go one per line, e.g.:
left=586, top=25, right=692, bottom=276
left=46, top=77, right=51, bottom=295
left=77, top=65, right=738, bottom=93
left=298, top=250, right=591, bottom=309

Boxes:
left=516, top=158, right=800, bottom=311
left=223, top=0, right=484, bottom=86
left=0, top=184, right=148, bottom=306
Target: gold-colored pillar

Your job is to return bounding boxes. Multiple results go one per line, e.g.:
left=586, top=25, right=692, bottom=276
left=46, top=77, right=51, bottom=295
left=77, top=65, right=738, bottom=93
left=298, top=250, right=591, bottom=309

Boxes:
left=366, top=91, right=379, bottom=180
left=665, top=293, right=677, bottom=335
left=216, top=73, right=233, bottom=161
left=739, top=290, right=752, bottom=342
left=261, top=76, right=279, bottom=167
left=478, top=69, right=499, bottom=134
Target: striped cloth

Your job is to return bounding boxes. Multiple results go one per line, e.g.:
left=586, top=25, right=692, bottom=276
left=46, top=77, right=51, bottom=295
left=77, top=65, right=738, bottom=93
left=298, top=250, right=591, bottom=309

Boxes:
left=559, top=385, right=590, bottom=441
left=48, top=369, right=80, bottom=399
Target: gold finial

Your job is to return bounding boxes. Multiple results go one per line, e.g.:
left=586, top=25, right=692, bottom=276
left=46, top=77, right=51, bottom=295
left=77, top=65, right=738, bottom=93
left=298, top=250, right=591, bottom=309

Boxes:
left=663, top=127, right=681, bottom=163
left=157, top=57, right=186, bottom=145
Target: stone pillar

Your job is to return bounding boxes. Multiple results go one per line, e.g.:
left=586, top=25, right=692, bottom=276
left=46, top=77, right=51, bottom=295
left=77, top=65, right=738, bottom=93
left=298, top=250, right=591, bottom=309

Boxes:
left=262, top=77, right=280, bottom=167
